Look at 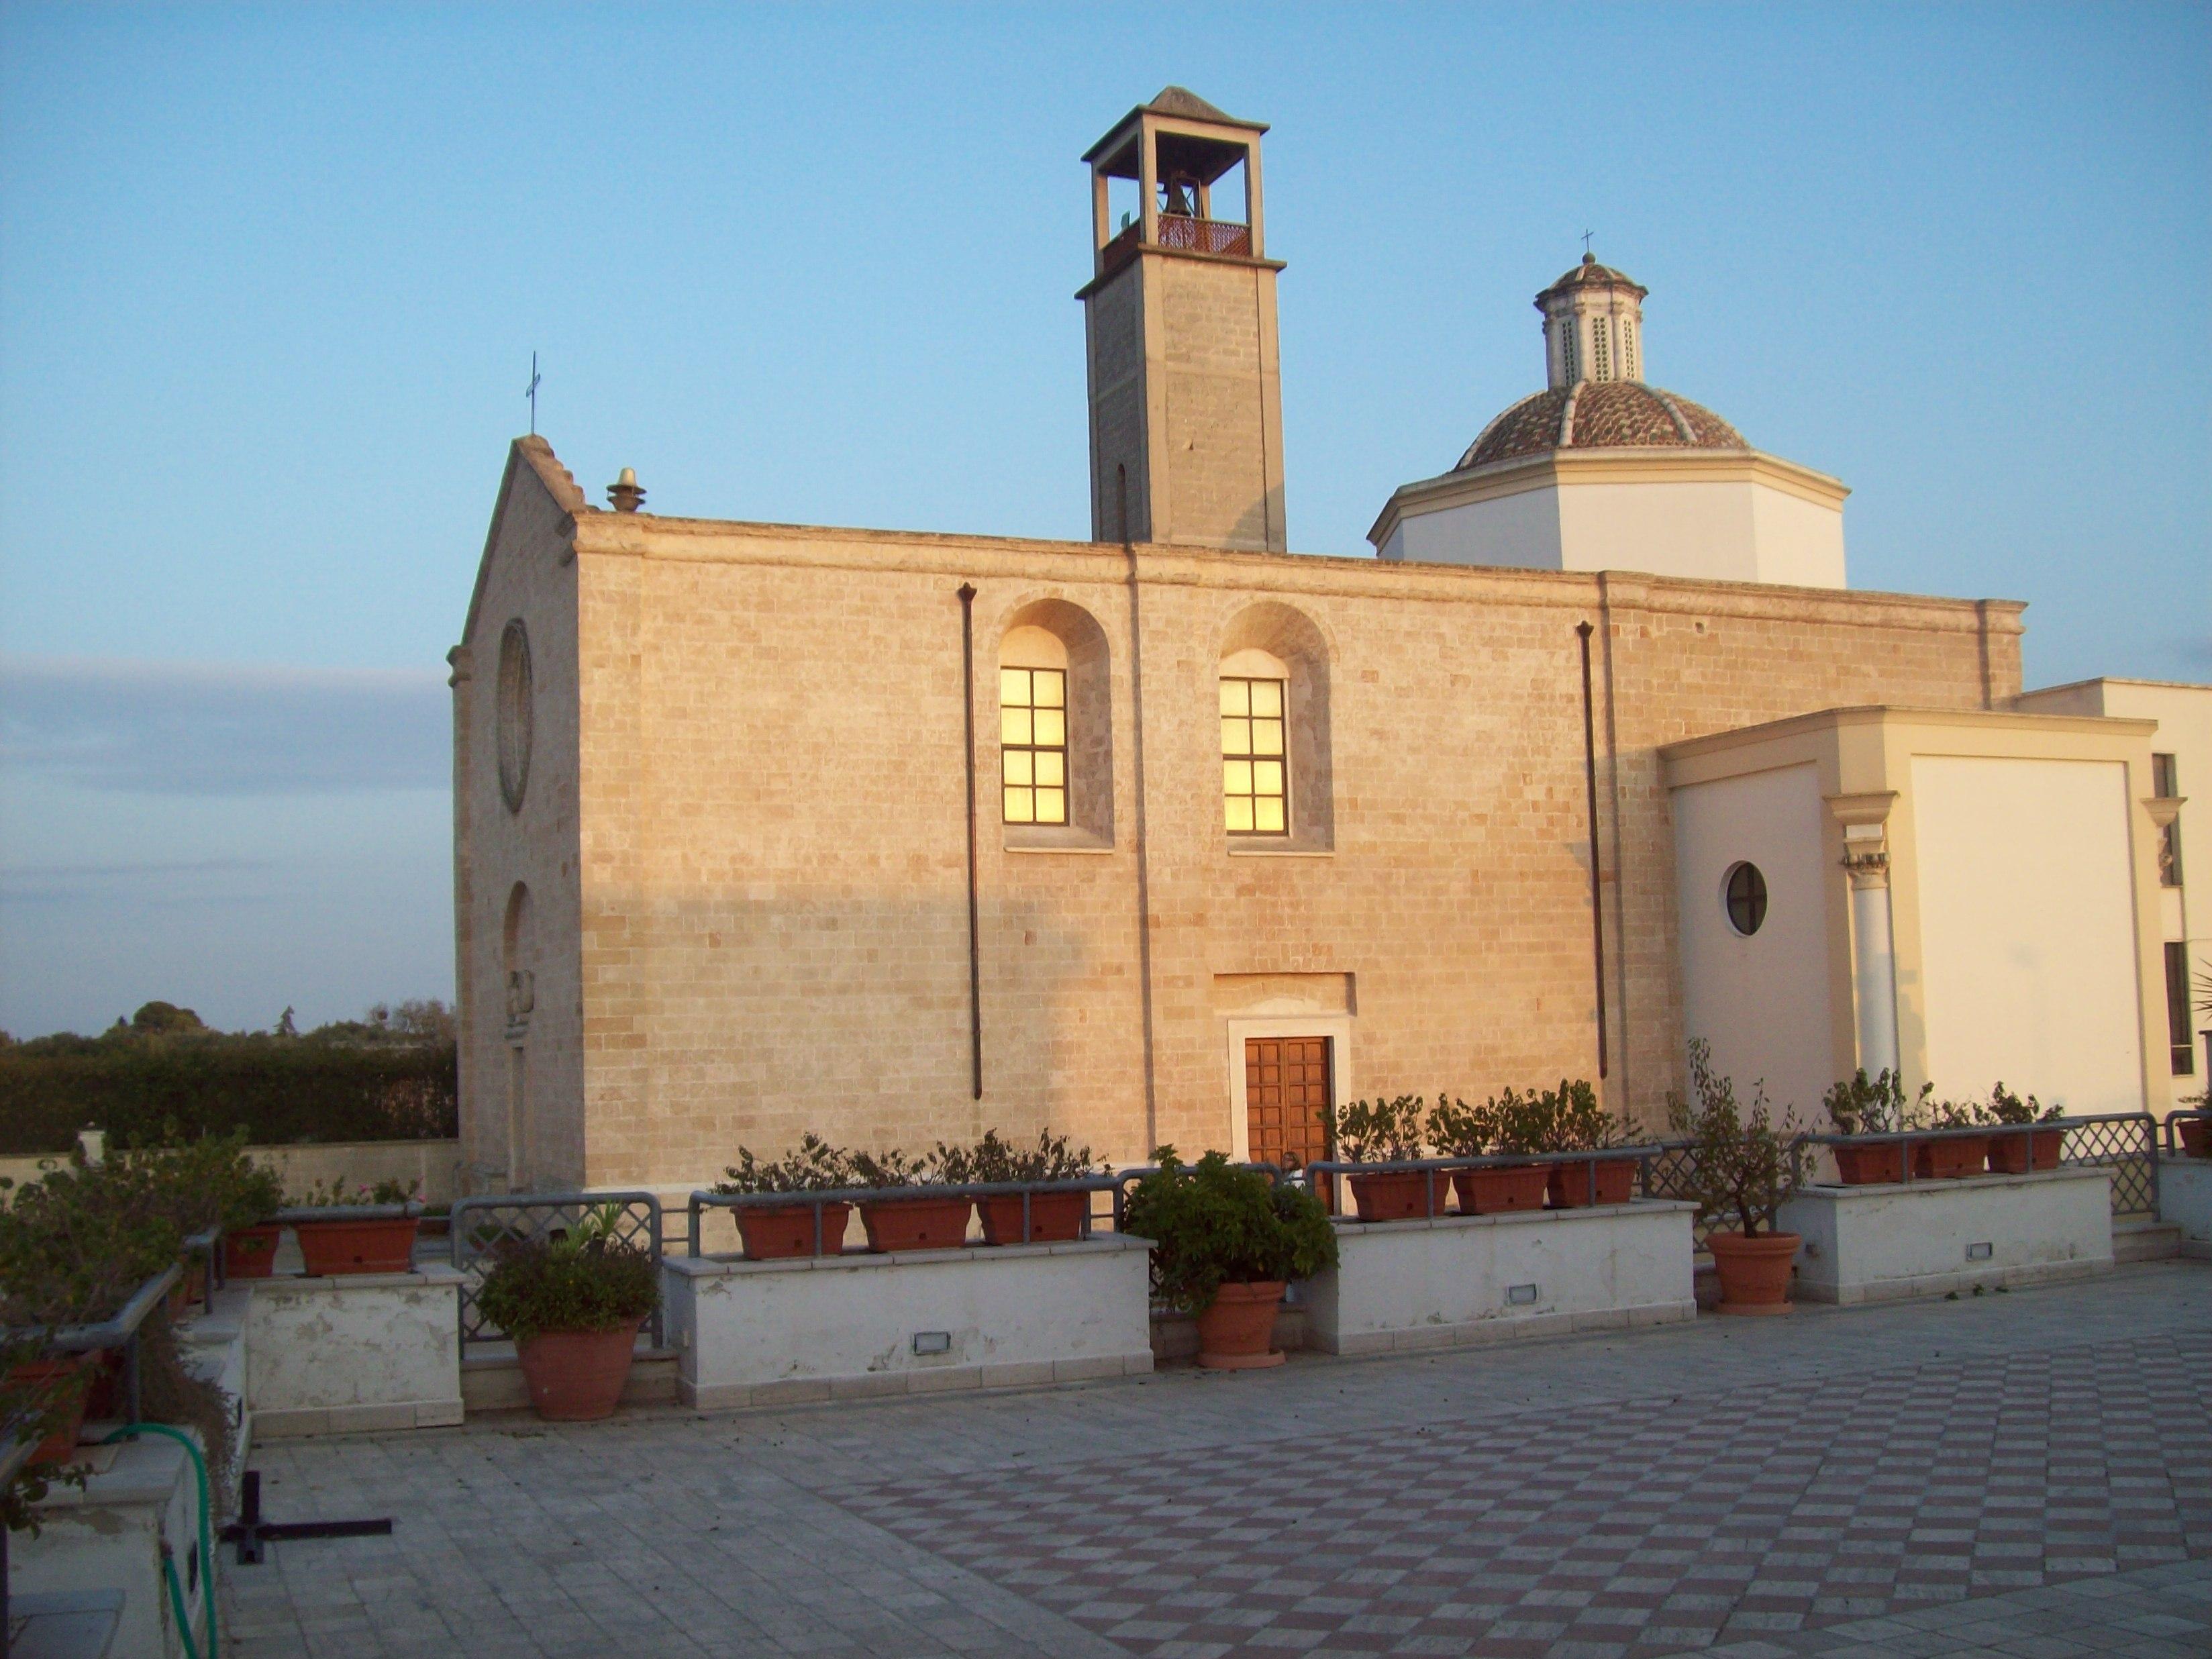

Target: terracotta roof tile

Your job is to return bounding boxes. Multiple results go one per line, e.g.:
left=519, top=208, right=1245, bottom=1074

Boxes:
left=1454, top=382, right=1746, bottom=472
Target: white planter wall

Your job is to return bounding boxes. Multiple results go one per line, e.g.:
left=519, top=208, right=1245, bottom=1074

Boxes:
left=2160, top=1158, right=2212, bottom=1258
left=1779, top=1168, right=2113, bottom=1305
left=666, top=1238, right=1154, bottom=1409
left=12, top=1437, right=209, bottom=1659
left=246, top=1266, right=466, bottom=1436
left=1304, top=1201, right=1700, bottom=1356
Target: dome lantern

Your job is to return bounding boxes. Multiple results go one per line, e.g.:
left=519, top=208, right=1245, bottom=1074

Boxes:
left=1538, top=252, right=1649, bottom=391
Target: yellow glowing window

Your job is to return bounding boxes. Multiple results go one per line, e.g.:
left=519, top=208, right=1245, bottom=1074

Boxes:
left=1000, top=667, right=1068, bottom=825
left=1221, top=676, right=1287, bottom=835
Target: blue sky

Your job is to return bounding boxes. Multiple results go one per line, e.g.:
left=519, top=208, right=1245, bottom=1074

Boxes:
left=2, top=3, right=2207, bottom=1036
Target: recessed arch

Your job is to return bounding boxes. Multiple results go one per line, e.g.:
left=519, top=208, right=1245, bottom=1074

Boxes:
left=1218, top=601, right=1334, bottom=850
left=998, top=597, right=1114, bottom=848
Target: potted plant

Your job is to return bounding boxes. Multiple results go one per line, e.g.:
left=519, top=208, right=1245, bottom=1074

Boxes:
left=474, top=1203, right=660, bottom=1421
left=1914, top=1097, right=1990, bottom=1180
left=1431, top=1089, right=1553, bottom=1214
left=1319, top=1095, right=1440, bottom=1221
left=220, top=1160, right=288, bottom=1279
left=1536, top=1079, right=1636, bottom=1207
left=1666, top=1040, right=1812, bottom=1315
left=1980, top=1083, right=2064, bottom=1172
left=1819, top=1068, right=1929, bottom=1185
left=2180, top=1103, right=2210, bottom=1159
left=849, top=1148, right=973, bottom=1252
left=291, top=1176, right=423, bottom=1274
left=938, top=1129, right=1099, bottom=1245
left=1121, top=1148, right=1337, bottom=1369
left=714, top=1134, right=854, bottom=1259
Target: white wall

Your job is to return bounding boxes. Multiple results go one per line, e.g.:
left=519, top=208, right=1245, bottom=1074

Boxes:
left=1672, top=762, right=1835, bottom=1124
left=1910, top=755, right=2144, bottom=1113
left=1379, top=482, right=1562, bottom=569
left=1384, top=474, right=1844, bottom=589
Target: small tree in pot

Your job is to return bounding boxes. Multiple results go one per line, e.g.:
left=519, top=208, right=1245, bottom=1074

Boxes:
left=1431, top=1089, right=1554, bottom=1214
left=936, top=1130, right=1101, bottom=1245
left=1319, top=1096, right=1438, bottom=1221
left=1819, top=1068, right=1929, bottom=1185
left=1666, top=1041, right=1813, bottom=1315
left=1978, top=1083, right=2065, bottom=1174
left=1533, top=1080, right=1635, bottom=1207
left=476, top=1204, right=660, bottom=1421
left=1121, top=1148, right=1337, bottom=1370
left=715, top=1135, right=854, bottom=1259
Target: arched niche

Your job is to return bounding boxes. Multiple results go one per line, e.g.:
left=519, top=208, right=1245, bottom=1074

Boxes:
left=999, top=598, right=1114, bottom=850
left=1219, top=601, right=1334, bottom=851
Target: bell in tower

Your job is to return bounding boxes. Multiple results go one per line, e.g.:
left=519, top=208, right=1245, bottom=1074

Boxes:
left=1079, top=88, right=1287, bottom=552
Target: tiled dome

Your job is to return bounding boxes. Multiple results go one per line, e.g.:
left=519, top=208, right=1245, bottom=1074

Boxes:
left=1455, top=381, right=1746, bottom=472
left=1542, top=253, right=1649, bottom=298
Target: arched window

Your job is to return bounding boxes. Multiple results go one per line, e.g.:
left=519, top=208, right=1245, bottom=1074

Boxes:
left=1219, top=603, right=1333, bottom=852
left=999, top=601, right=1113, bottom=849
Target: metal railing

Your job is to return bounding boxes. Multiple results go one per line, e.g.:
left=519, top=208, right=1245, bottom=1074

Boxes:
left=1789, top=1113, right=2160, bottom=1219
left=2161, top=1108, right=2211, bottom=1158
left=1291, top=1148, right=1664, bottom=1218
left=1100, top=215, right=1253, bottom=274
left=687, top=1176, right=1128, bottom=1259
left=5, top=1258, right=183, bottom=1434
left=449, top=1193, right=664, bottom=1356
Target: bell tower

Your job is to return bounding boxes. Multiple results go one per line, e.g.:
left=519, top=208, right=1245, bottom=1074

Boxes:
left=1080, top=88, right=1287, bottom=552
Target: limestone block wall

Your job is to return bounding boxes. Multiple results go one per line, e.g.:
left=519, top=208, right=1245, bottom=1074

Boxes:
left=515, top=503, right=2018, bottom=1193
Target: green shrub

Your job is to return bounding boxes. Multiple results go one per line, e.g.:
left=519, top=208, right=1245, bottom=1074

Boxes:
left=847, top=1148, right=945, bottom=1189
left=1978, top=1083, right=2060, bottom=1126
left=1121, top=1148, right=1338, bottom=1314
left=713, top=1134, right=852, bottom=1195
left=1321, top=1095, right=1425, bottom=1162
left=935, top=1129, right=1100, bottom=1185
left=1821, top=1068, right=1930, bottom=1135
left=1429, top=1080, right=1617, bottom=1157
left=1665, top=1040, right=1811, bottom=1238
left=0, top=1158, right=186, bottom=1325
left=0, top=1035, right=457, bottom=1154
left=474, top=1209, right=659, bottom=1342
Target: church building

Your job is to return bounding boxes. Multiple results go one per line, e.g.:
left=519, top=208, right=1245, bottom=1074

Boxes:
left=450, top=89, right=2187, bottom=1198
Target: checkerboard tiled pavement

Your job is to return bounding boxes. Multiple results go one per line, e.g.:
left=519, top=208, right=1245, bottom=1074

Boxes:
left=836, top=1332, right=2212, bottom=1655
left=219, top=1263, right=2212, bottom=1658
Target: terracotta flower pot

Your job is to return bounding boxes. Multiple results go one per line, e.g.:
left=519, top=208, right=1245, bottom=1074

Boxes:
left=858, top=1195, right=974, bottom=1252
left=1546, top=1160, right=1636, bottom=1208
left=515, top=1318, right=644, bottom=1421
left=10, top=1354, right=93, bottom=1467
left=2175, top=1118, right=2207, bottom=1158
left=1832, top=1142, right=1905, bottom=1185
left=1913, top=1136, right=1989, bottom=1180
left=736, top=1201, right=852, bottom=1260
left=295, top=1216, right=420, bottom=1275
left=1706, top=1229, right=1800, bottom=1316
left=226, top=1225, right=283, bottom=1279
left=976, top=1191, right=1087, bottom=1246
left=1986, top=1127, right=2064, bottom=1174
left=1346, top=1169, right=1447, bottom=1223
left=1452, top=1162, right=1552, bottom=1215
left=1195, top=1280, right=1286, bottom=1370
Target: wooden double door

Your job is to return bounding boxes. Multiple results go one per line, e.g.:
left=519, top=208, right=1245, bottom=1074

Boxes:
left=1244, top=1036, right=1333, bottom=1172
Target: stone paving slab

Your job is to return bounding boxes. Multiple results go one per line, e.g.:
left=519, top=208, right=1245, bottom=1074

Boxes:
left=217, top=1262, right=2212, bottom=1659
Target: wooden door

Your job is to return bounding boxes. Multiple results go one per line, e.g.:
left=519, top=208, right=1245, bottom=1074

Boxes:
left=1244, top=1036, right=1332, bottom=1172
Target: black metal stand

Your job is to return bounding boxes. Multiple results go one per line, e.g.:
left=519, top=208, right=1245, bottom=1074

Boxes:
left=221, top=1470, right=391, bottom=1564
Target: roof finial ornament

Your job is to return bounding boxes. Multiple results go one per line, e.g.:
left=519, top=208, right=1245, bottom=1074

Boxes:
left=1581, top=230, right=1594, bottom=260
left=607, top=467, right=645, bottom=513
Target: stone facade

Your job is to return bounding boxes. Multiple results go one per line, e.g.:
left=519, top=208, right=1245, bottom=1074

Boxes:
left=450, top=438, right=2022, bottom=1195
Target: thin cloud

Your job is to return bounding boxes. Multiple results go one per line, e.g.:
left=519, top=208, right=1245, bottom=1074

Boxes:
left=0, top=654, right=448, bottom=796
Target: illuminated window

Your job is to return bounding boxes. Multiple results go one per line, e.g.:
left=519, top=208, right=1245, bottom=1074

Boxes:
left=1221, top=676, right=1287, bottom=834
left=1000, top=667, right=1067, bottom=825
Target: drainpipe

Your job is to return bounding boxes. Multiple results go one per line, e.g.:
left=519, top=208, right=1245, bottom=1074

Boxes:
left=958, top=583, right=983, bottom=1101
left=1121, top=466, right=1160, bottom=1153
left=1575, top=622, right=1608, bottom=1078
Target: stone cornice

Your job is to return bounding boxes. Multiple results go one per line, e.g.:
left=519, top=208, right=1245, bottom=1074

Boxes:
left=1368, top=446, right=1850, bottom=550
left=1660, top=703, right=2158, bottom=764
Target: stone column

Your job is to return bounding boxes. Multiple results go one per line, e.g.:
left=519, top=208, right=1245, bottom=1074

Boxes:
left=1829, top=793, right=1901, bottom=1078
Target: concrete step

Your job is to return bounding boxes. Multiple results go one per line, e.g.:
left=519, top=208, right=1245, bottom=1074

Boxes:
left=2114, top=1220, right=2182, bottom=1263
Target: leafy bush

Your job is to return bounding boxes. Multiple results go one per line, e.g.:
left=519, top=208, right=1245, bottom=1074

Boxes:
left=1121, top=1148, right=1338, bottom=1314
left=1427, top=1094, right=1490, bottom=1157
left=1665, top=1040, right=1811, bottom=1239
left=0, top=1035, right=457, bottom=1154
left=1978, top=1083, right=2060, bottom=1126
left=1820, top=1068, right=1931, bottom=1136
left=1321, top=1095, right=1426, bottom=1162
left=935, top=1129, right=1100, bottom=1185
left=848, top=1148, right=951, bottom=1189
left=0, top=1159, right=185, bottom=1326
left=474, top=1209, right=659, bottom=1342
left=1430, top=1080, right=1617, bottom=1156
left=291, top=1174, right=420, bottom=1208
left=713, top=1134, right=852, bottom=1195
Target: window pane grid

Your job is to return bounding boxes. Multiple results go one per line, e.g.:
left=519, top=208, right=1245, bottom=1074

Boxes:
left=1221, top=675, right=1287, bottom=835
left=1000, top=667, right=1068, bottom=825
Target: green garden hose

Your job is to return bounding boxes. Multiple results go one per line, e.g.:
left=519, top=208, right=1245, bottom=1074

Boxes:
left=103, top=1423, right=217, bottom=1658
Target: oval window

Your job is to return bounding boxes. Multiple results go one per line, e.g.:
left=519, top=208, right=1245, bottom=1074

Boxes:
left=1723, top=862, right=1768, bottom=937
left=497, top=619, right=534, bottom=813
